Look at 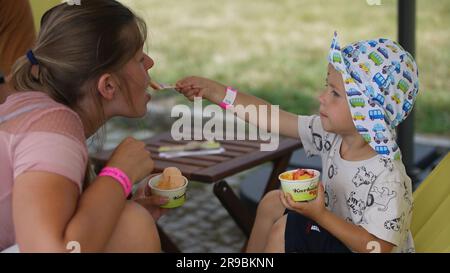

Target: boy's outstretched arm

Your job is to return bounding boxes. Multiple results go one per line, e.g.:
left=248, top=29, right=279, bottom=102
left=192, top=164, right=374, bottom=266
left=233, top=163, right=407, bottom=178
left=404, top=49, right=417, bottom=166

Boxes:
left=176, top=76, right=300, bottom=139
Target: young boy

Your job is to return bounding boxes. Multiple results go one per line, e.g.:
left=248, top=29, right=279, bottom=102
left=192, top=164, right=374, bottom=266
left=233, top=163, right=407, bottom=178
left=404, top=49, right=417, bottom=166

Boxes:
left=176, top=32, right=418, bottom=253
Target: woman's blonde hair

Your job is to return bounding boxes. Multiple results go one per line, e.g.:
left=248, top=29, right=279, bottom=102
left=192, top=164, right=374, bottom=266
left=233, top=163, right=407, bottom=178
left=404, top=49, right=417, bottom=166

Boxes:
left=11, top=0, right=147, bottom=188
left=11, top=0, right=147, bottom=128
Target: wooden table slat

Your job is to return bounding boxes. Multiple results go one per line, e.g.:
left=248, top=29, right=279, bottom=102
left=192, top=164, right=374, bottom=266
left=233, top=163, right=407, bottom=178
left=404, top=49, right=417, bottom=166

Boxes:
left=151, top=154, right=219, bottom=168
left=152, top=161, right=202, bottom=177
left=215, top=143, right=256, bottom=153
left=156, top=138, right=268, bottom=149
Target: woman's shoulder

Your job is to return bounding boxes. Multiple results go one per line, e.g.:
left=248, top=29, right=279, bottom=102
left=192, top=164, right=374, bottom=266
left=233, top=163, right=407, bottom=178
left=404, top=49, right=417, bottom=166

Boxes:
left=2, top=90, right=54, bottom=106
left=1, top=91, right=85, bottom=145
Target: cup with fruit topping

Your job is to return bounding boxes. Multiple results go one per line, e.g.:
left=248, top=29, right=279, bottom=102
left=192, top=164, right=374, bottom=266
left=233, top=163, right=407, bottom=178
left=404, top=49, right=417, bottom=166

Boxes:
left=278, top=168, right=320, bottom=202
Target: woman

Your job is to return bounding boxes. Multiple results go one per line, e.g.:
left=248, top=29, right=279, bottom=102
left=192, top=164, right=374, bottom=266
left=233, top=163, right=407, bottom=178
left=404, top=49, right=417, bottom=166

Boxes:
left=0, top=0, right=167, bottom=252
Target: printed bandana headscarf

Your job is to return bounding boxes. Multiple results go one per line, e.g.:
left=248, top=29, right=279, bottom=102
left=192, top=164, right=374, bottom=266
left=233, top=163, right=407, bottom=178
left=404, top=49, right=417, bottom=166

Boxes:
left=328, top=32, right=419, bottom=160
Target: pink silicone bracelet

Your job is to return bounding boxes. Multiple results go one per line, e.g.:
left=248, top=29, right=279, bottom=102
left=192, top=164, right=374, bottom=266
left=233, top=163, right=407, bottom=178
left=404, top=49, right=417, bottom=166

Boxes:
left=98, top=167, right=132, bottom=197
left=218, top=87, right=237, bottom=109
left=218, top=102, right=229, bottom=109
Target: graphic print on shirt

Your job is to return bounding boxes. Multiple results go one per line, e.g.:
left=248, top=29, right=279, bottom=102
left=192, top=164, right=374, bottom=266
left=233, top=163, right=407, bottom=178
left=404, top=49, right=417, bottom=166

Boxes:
left=312, top=133, right=323, bottom=151
left=378, top=157, right=394, bottom=172
left=323, top=134, right=332, bottom=151
left=396, top=179, right=412, bottom=206
left=384, top=212, right=405, bottom=232
left=347, top=191, right=367, bottom=218
left=328, top=164, right=338, bottom=179
left=324, top=183, right=337, bottom=209
left=352, top=166, right=377, bottom=187
left=367, top=186, right=397, bottom=211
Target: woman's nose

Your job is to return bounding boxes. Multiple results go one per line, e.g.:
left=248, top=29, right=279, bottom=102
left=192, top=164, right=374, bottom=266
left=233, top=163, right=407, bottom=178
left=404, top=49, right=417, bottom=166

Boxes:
left=144, top=55, right=154, bottom=70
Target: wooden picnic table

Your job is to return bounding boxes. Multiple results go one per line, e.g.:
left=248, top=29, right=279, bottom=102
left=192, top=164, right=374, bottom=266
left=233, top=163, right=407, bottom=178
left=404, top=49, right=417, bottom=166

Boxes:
left=90, top=131, right=302, bottom=252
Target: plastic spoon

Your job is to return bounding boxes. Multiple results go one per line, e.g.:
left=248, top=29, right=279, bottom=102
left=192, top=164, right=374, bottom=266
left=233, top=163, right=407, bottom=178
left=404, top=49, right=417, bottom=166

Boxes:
left=149, top=78, right=176, bottom=91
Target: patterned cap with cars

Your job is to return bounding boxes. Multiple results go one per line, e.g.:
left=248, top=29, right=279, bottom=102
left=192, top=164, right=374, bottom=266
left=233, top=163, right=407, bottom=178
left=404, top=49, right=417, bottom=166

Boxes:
left=328, top=32, right=419, bottom=160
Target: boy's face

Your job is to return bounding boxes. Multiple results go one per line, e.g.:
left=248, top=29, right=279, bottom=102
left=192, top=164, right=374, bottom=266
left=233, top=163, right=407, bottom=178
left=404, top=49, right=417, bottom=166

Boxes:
left=318, top=64, right=357, bottom=135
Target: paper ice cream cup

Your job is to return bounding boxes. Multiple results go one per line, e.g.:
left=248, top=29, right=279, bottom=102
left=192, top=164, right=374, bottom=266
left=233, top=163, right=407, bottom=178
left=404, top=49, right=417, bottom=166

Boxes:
left=148, top=174, right=188, bottom=208
left=279, top=169, right=321, bottom=202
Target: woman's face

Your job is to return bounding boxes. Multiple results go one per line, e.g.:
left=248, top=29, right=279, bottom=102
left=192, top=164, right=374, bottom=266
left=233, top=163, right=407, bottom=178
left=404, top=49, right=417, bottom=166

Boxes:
left=120, top=48, right=154, bottom=117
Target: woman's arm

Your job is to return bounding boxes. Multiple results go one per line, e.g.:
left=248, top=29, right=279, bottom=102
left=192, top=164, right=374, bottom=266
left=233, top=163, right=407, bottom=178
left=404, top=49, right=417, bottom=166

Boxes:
left=176, top=76, right=301, bottom=139
left=12, top=136, right=155, bottom=252
left=13, top=171, right=127, bottom=252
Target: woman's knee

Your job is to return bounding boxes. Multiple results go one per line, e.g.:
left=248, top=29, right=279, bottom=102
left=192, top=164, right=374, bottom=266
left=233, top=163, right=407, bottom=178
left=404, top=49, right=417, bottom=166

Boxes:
left=105, top=201, right=161, bottom=253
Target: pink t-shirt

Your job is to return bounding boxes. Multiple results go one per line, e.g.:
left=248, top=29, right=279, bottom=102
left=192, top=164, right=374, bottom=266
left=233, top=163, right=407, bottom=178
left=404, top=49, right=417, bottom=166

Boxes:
left=0, top=91, right=88, bottom=251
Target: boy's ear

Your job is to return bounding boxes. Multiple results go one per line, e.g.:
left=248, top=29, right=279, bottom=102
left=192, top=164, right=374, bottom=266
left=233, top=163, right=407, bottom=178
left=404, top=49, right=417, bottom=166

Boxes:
left=97, top=73, right=118, bottom=100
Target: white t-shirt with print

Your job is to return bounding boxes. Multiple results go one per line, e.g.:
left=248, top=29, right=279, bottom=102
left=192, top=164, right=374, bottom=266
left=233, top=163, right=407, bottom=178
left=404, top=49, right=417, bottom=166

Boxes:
left=298, top=115, right=414, bottom=253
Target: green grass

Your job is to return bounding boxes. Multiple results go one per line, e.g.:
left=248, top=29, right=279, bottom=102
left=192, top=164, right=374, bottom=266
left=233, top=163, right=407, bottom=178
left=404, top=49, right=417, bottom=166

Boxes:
left=122, top=0, right=450, bottom=136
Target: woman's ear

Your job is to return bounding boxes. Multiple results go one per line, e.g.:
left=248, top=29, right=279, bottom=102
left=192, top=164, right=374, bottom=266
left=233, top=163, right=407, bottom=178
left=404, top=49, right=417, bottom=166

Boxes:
left=97, top=73, right=118, bottom=100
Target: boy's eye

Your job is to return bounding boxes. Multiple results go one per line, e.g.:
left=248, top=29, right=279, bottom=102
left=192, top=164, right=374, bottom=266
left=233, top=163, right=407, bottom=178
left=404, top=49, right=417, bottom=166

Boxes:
left=332, top=90, right=340, bottom=97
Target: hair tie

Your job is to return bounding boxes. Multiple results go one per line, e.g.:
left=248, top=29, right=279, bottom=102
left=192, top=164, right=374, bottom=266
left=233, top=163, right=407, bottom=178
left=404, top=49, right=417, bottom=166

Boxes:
left=26, top=50, right=39, bottom=65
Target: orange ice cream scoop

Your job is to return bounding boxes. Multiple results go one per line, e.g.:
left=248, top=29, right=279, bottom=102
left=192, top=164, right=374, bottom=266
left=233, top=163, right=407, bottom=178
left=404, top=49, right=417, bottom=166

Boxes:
left=168, top=175, right=185, bottom=188
left=163, top=167, right=182, bottom=177
left=156, top=167, right=185, bottom=189
left=156, top=179, right=171, bottom=190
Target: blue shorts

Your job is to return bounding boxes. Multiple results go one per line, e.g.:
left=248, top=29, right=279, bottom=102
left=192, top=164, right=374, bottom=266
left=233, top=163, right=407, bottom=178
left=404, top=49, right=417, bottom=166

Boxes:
left=284, top=210, right=351, bottom=253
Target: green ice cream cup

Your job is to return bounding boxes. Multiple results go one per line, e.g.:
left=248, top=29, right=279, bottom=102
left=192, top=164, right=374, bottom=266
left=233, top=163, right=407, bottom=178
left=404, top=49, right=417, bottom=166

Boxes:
left=148, top=174, right=188, bottom=208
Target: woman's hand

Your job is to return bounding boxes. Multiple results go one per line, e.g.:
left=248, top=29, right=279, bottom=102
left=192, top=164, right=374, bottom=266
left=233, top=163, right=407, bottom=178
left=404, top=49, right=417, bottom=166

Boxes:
left=176, top=76, right=226, bottom=102
left=131, top=175, right=169, bottom=221
left=106, top=137, right=154, bottom=184
left=279, top=182, right=327, bottom=222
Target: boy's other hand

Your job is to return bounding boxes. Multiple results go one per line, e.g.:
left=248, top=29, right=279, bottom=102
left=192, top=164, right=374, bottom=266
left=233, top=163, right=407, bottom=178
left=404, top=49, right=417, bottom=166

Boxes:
left=279, top=182, right=327, bottom=222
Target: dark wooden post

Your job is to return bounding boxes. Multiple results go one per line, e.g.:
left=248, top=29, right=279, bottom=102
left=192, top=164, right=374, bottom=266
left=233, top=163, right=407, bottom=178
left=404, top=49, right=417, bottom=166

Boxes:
left=397, top=0, right=418, bottom=182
